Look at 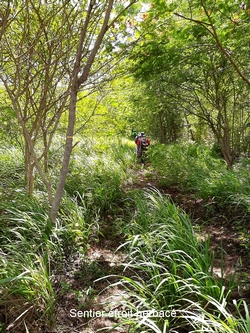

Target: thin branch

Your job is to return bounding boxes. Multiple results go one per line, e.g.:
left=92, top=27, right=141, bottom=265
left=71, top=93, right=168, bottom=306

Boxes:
left=174, top=10, right=250, bottom=87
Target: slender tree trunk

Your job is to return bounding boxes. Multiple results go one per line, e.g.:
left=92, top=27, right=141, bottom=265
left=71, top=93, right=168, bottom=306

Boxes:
left=25, top=143, right=35, bottom=195
left=50, top=0, right=114, bottom=223
left=42, top=129, right=49, bottom=173
left=49, top=84, right=78, bottom=222
left=48, top=0, right=95, bottom=223
left=184, top=114, right=195, bottom=141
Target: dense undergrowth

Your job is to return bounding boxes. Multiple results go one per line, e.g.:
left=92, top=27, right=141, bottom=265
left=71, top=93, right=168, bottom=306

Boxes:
left=148, top=142, right=250, bottom=245
left=110, top=189, right=249, bottom=332
left=148, top=142, right=250, bottom=200
left=0, top=139, right=250, bottom=332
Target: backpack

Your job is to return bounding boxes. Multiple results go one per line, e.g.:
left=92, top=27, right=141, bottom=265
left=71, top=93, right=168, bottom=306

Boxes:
left=140, top=136, right=148, bottom=149
left=135, top=132, right=142, bottom=144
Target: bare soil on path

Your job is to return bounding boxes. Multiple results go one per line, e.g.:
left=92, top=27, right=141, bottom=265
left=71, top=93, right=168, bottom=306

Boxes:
left=53, top=166, right=250, bottom=332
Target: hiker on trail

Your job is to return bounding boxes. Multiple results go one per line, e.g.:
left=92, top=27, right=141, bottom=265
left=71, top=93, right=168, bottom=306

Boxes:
left=136, top=132, right=150, bottom=159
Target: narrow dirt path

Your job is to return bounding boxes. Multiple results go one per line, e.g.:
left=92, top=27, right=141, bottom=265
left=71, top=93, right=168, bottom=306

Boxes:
left=53, top=166, right=250, bottom=332
left=53, top=167, right=158, bottom=332
left=54, top=230, right=129, bottom=333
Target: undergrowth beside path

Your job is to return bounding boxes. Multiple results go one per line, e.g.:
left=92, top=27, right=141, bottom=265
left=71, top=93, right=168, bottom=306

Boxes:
left=1, top=141, right=250, bottom=332
left=54, top=167, right=250, bottom=333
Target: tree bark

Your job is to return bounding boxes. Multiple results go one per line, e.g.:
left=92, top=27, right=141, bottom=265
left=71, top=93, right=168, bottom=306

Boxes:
left=25, top=143, right=35, bottom=195
left=49, top=84, right=78, bottom=222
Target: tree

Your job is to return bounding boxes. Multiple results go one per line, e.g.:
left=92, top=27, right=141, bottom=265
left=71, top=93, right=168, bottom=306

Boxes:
left=174, top=0, right=250, bottom=86
left=127, top=0, right=250, bottom=167
left=0, top=0, right=80, bottom=200
left=126, top=2, right=185, bottom=142
left=0, top=0, right=140, bottom=222
left=172, top=0, right=250, bottom=166
left=50, top=0, right=139, bottom=222
left=175, top=53, right=250, bottom=167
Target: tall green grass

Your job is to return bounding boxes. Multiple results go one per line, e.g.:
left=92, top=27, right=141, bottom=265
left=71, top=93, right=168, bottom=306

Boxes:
left=0, top=194, right=93, bottom=332
left=65, top=138, right=135, bottom=218
left=2, top=138, right=249, bottom=332
left=0, top=138, right=135, bottom=332
left=105, top=190, right=244, bottom=332
left=148, top=142, right=250, bottom=199
left=0, top=147, right=25, bottom=198
left=0, top=197, right=56, bottom=332
left=148, top=142, right=250, bottom=227
left=0, top=192, right=100, bottom=332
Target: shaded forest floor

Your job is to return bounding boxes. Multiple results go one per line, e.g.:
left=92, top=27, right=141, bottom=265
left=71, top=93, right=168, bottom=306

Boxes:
left=53, top=166, right=250, bottom=333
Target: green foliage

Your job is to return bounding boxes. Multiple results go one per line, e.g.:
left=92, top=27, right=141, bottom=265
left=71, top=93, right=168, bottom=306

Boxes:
left=109, top=189, right=237, bottom=332
left=65, top=138, right=135, bottom=218
left=148, top=141, right=250, bottom=251
left=0, top=90, right=19, bottom=145
left=2, top=1, right=250, bottom=328
left=149, top=142, right=221, bottom=190
left=0, top=197, right=55, bottom=331
left=1, top=132, right=250, bottom=332
left=0, top=252, right=56, bottom=331
left=148, top=142, right=250, bottom=199
left=0, top=136, right=136, bottom=330
left=0, top=147, right=25, bottom=198
left=233, top=300, right=250, bottom=333
left=0, top=190, right=96, bottom=331
left=127, top=0, right=250, bottom=163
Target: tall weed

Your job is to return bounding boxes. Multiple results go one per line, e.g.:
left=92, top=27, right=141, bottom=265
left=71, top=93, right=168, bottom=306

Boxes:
left=148, top=142, right=250, bottom=213
left=0, top=137, right=135, bottom=332
left=0, top=198, right=56, bottom=332
left=109, top=190, right=238, bottom=332
left=0, top=147, right=25, bottom=197
left=0, top=193, right=92, bottom=332
left=65, top=138, right=135, bottom=218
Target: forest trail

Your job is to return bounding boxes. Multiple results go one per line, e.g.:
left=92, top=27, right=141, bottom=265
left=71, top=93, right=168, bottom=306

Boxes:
left=54, top=167, right=158, bottom=332
left=54, top=166, right=250, bottom=333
